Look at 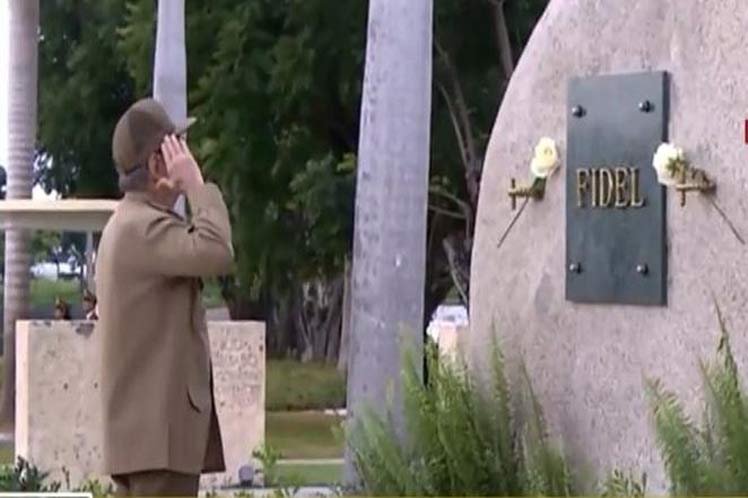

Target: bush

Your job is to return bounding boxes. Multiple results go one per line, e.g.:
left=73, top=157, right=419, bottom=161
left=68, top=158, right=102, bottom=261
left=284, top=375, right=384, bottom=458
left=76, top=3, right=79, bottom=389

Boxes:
left=346, top=339, right=573, bottom=496
left=0, top=458, right=112, bottom=496
left=646, top=302, right=748, bottom=495
left=599, top=469, right=647, bottom=497
left=0, top=457, right=61, bottom=492
left=267, top=360, right=346, bottom=411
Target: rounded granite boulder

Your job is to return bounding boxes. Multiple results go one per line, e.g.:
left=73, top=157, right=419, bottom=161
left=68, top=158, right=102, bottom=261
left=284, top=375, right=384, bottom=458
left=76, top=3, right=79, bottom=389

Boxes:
left=469, top=0, right=748, bottom=491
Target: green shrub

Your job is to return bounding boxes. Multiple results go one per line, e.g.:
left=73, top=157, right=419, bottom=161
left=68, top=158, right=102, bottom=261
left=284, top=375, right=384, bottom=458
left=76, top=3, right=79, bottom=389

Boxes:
left=0, top=458, right=112, bottom=496
left=600, top=469, right=647, bottom=497
left=346, top=339, right=573, bottom=496
left=73, top=477, right=114, bottom=497
left=253, top=443, right=283, bottom=486
left=646, top=302, right=748, bottom=495
left=0, top=457, right=61, bottom=492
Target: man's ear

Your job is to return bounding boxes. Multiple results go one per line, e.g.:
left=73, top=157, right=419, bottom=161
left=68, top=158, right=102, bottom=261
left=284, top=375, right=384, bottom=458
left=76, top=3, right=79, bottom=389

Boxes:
left=146, top=154, right=161, bottom=179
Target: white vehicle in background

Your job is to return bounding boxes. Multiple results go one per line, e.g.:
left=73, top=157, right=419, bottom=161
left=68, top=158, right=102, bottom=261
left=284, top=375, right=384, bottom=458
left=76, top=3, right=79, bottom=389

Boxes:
left=427, top=303, right=468, bottom=341
left=30, top=261, right=75, bottom=281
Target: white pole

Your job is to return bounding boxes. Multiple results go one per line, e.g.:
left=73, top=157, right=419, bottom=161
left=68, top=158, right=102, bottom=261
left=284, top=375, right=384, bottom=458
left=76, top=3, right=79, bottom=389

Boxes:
left=85, top=231, right=94, bottom=292
left=153, top=0, right=188, bottom=218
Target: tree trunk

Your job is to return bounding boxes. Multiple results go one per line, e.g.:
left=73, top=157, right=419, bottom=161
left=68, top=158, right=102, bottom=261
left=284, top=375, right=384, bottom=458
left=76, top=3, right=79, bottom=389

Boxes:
left=220, top=279, right=265, bottom=321
left=319, top=276, right=344, bottom=363
left=337, top=260, right=352, bottom=373
left=344, top=0, right=433, bottom=487
left=491, top=0, right=515, bottom=83
left=0, top=0, right=39, bottom=430
left=154, top=0, right=188, bottom=218
left=294, top=277, right=345, bottom=363
left=325, top=301, right=343, bottom=364
left=266, top=292, right=293, bottom=358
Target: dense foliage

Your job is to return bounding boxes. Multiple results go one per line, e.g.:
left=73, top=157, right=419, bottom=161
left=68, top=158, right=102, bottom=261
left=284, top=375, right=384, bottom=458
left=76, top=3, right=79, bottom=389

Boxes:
left=347, top=340, right=573, bottom=496
left=36, top=0, right=549, bottom=359
left=646, top=303, right=748, bottom=496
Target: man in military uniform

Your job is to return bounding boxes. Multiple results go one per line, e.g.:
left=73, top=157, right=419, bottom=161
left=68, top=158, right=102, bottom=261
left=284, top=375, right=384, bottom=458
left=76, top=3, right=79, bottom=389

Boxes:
left=96, top=98, right=233, bottom=496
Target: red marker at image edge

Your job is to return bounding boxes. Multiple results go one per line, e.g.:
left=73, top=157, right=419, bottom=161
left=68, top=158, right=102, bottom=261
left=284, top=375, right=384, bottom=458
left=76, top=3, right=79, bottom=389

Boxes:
left=745, top=119, right=748, bottom=144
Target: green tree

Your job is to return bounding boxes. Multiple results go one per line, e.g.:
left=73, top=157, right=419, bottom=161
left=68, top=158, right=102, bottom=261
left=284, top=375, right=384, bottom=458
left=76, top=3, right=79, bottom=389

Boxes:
left=30, top=231, right=62, bottom=267
left=37, top=0, right=133, bottom=199
left=35, top=0, right=550, bottom=362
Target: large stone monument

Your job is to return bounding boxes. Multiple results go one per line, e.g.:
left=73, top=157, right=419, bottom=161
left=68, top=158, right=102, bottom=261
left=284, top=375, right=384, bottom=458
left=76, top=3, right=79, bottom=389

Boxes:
left=469, top=0, right=748, bottom=492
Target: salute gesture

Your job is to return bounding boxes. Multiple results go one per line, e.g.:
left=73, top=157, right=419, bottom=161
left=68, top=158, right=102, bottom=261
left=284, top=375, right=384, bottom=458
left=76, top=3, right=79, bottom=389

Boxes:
left=156, top=134, right=204, bottom=194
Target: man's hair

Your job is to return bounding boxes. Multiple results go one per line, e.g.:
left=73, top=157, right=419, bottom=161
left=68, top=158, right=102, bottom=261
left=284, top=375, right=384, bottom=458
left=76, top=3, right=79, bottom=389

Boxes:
left=118, top=163, right=150, bottom=193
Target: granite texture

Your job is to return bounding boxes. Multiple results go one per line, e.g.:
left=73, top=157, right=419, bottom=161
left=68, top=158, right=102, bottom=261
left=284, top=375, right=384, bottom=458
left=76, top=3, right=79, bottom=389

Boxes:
left=469, top=0, right=748, bottom=492
left=16, top=320, right=265, bottom=490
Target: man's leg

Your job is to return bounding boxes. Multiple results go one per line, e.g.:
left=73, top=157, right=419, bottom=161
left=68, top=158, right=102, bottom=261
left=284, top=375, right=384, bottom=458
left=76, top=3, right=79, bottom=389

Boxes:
left=121, top=470, right=200, bottom=497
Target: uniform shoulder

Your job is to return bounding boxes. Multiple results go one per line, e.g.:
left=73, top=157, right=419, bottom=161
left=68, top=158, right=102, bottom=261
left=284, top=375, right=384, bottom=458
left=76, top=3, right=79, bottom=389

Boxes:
left=105, top=200, right=159, bottom=239
left=114, top=198, right=191, bottom=241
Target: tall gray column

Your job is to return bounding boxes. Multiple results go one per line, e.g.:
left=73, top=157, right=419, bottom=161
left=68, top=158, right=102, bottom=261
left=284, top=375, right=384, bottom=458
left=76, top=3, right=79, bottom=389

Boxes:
left=153, top=0, right=187, bottom=217
left=344, top=0, right=433, bottom=486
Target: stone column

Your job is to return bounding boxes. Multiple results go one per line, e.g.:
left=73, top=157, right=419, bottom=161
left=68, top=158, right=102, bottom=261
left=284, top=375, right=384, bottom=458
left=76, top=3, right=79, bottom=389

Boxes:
left=344, top=0, right=433, bottom=486
left=153, top=0, right=188, bottom=218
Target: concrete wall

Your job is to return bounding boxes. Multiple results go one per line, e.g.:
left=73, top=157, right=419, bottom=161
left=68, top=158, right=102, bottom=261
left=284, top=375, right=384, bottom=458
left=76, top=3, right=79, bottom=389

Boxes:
left=469, top=0, right=748, bottom=492
left=16, top=320, right=265, bottom=490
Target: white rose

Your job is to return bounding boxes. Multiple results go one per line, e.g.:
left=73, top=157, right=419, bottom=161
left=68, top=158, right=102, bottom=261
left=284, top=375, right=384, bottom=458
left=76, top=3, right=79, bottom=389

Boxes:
left=652, top=143, right=685, bottom=187
left=530, top=137, right=559, bottom=179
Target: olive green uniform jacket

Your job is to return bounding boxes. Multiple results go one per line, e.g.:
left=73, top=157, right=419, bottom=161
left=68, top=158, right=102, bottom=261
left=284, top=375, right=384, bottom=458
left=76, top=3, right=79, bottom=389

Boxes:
left=96, top=184, right=233, bottom=475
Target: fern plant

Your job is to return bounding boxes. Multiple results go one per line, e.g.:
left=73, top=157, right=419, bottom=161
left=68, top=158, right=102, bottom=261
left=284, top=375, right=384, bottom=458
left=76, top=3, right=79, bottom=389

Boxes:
left=646, top=302, right=748, bottom=495
left=73, top=477, right=114, bottom=497
left=253, top=443, right=283, bottom=485
left=346, top=337, right=573, bottom=496
left=0, top=457, right=61, bottom=492
left=600, top=469, right=647, bottom=497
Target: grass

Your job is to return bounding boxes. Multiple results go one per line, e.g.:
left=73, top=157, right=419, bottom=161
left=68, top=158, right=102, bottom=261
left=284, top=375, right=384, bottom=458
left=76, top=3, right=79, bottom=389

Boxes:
left=0, top=412, right=343, bottom=470
left=201, top=278, right=224, bottom=309
left=266, top=411, right=343, bottom=460
left=0, top=443, right=11, bottom=465
left=30, top=279, right=80, bottom=308
left=266, top=360, right=345, bottom=411
left=26, top=278, right=225, bottom=310
left=275, top=462, right=342, bottom=486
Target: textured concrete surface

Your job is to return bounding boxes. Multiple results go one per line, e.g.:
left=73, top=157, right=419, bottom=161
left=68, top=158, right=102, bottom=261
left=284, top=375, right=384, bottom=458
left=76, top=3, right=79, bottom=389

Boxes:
left=469, top=0, right=748, bottom=492
left=16, top=320, right=265, bottom=489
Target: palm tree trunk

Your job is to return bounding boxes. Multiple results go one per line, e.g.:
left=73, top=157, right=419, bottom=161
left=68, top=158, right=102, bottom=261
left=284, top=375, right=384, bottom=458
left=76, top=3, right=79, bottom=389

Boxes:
left=0, top=0, right=39, bottom=429
left=343, top=0, right=433, bottom=487
left=153, top=0, right=188, bottom=217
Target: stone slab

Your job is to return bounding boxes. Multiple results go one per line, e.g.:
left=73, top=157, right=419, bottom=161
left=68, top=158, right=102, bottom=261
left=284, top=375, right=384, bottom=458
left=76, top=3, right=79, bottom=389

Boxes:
left=565, top=71, right=668, bottom=305
left=15, top=320, right=265, bottom=490
left=469, top=0, right=748, bottom=493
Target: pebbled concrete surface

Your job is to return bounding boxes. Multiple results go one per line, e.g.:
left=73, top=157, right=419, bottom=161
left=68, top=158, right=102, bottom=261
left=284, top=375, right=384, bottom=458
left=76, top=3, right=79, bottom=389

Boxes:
left=469, top=0, right=748, bottom=492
